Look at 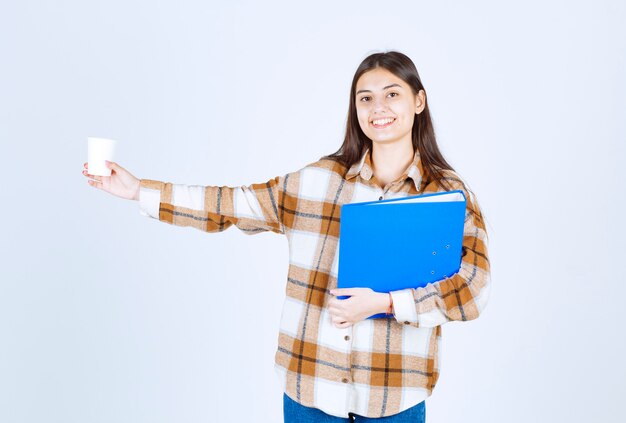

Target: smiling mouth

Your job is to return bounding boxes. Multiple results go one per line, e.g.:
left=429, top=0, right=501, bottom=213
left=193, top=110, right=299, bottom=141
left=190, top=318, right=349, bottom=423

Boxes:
left=371, top=117, right=396, bottom=128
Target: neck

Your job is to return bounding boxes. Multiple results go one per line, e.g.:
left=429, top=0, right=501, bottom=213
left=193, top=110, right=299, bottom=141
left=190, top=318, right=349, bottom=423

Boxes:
left=371, top=138, right=415, bottom=188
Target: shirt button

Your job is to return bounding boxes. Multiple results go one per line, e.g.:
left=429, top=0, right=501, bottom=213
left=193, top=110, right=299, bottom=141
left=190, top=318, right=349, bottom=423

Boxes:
left=342, top=378, right=349, bottom=383
left=344, top=335, right=350, bottom=341
left=379, top=196, right=383, bottom=200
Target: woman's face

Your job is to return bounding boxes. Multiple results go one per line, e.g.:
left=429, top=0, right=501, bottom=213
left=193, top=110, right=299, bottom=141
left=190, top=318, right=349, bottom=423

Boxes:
left=355, top=68, right=425, bottom=147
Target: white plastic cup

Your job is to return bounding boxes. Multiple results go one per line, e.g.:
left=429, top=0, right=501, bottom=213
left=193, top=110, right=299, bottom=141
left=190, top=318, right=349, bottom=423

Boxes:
left=88, top=137, right=117, bottom=176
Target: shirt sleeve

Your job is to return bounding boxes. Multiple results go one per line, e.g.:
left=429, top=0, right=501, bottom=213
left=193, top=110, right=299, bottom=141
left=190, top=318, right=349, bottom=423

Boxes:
left=137, top=174, right=289, bottom=235
left=389, top=176, right=491, bottom=327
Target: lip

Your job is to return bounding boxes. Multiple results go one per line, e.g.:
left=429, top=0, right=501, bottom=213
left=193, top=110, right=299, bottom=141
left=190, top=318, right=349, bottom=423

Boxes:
left=370, top=117, right=396, bottom=129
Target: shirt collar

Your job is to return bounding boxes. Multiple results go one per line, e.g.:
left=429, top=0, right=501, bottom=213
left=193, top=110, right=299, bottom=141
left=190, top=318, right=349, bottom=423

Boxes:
left=346, top=147, right=424, bottom=192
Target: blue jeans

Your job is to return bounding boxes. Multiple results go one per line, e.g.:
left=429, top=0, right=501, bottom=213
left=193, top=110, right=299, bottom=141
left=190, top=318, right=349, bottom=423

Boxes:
left=283, top=393, right=426, bottom=422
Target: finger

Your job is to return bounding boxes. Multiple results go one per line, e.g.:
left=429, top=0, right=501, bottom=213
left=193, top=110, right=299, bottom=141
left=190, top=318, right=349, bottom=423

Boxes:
left=334, top=320, right=352, bottom=329
left=327, top=298, right=340, bottom=308
left=330, top=288, right=362, bottom=297
left=327, top=306, right=340, bottom=315
left=331, top=315, right=348, bottom=325
left=87, top=179, right=102, bottom=189
left=329, top=305, right=345, bottom=314
left=332, top=318, right=345, bottom=328
left=328, top=309, right=345, bottom=320
left=83, top=171, right=102, bottom=182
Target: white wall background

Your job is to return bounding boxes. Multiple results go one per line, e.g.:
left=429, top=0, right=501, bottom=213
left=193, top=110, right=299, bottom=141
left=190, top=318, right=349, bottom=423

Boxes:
left=1, top=0, right=624, bottom=422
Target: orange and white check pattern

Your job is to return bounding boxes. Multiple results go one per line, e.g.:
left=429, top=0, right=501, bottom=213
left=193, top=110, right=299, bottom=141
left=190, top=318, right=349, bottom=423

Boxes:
left=138, top=148, right=491, bottom=418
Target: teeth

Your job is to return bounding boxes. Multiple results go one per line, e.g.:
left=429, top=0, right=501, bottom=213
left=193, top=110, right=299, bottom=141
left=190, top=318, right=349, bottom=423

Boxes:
left=372, top=118, right=394, bottom=125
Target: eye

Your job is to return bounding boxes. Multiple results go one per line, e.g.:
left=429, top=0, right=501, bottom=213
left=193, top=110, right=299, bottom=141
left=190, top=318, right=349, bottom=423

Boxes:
left=359, top=96, right=370, bottom=102
left=388, top=92, right=398, bottom=98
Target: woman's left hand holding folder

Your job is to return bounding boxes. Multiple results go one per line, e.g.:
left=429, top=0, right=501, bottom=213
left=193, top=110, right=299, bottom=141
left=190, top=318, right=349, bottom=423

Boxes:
left=328, top=288, right=390, bottom=328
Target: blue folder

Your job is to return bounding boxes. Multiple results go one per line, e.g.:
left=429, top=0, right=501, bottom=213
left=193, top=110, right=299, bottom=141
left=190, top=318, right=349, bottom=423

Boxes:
left=337, top=190, right=467, bottom=319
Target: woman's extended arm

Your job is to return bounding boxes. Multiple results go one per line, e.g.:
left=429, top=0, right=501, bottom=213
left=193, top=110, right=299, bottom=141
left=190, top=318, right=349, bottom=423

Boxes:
left=138, top=175, right=286, bottom=235
left=83, top=160, right=289, bottom=235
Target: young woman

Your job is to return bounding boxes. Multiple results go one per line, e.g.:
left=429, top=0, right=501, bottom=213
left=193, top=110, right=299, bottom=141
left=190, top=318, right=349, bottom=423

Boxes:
left=82, top=51, right=491, bottom=422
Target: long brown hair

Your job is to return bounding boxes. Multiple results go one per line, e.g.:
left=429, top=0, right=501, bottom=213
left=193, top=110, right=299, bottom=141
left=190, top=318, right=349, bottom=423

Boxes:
left=324, top=50, right=457, bottom=191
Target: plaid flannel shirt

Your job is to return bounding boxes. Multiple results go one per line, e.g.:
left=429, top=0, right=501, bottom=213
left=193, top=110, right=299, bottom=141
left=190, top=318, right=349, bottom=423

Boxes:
left=138, top=147, right=491, bottom=418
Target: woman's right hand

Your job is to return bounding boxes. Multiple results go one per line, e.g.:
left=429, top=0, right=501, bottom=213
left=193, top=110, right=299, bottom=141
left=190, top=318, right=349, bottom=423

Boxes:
left=82, top=161, right=141, bottom=201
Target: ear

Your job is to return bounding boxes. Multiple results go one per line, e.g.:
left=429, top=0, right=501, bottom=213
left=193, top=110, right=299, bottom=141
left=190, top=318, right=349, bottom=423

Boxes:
left=415, top=89, right=426, bottom=115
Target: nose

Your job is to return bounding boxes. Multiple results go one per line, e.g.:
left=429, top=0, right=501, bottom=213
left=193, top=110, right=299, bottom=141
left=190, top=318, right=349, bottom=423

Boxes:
left=372, top=96, right=389, bottom=113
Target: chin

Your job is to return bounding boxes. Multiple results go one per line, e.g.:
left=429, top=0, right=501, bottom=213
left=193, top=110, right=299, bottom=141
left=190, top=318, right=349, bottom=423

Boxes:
left=369, top=137, right=399, bottom=145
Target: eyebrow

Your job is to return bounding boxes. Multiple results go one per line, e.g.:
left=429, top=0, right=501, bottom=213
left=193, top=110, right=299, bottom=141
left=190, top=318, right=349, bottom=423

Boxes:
left=356, top=83, right=403, bottom=95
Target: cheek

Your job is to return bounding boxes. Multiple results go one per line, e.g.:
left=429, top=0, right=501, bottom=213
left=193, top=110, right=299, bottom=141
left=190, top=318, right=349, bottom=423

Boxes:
left=356, top=110, right=370, bottom=130
left=403, top=102, right=417, bottom=120
left=405, top=111, right=417, bottom=128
